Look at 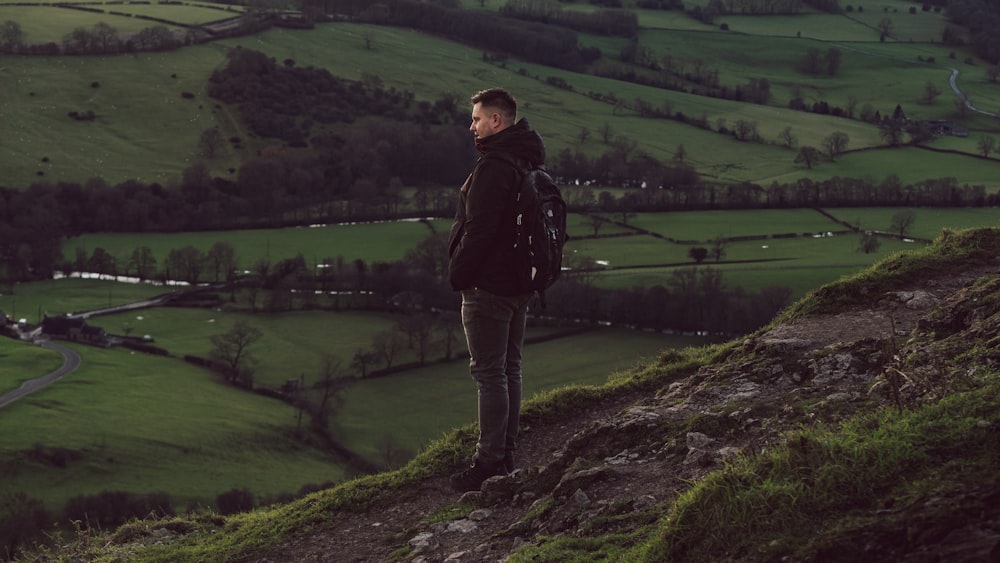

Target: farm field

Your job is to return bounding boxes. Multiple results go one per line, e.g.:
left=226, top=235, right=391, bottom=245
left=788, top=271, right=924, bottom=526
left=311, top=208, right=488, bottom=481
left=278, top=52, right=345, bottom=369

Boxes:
left=333, top=328, right=703, bottom=461
left=3, top=13, right=996, bottom=189
left=0, top=277, right=168, bottom=324
left=0, top=340, right=345, bottom=514
left=0, top=337, right=63, bottom=394
left=64, top=219, right=446, bottom=277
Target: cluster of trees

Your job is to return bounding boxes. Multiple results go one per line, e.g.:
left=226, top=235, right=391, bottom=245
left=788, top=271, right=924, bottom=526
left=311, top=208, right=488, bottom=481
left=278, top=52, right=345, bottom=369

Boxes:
left=499, top=0, right=640, bottom=36
left=0, top=19, right=187, bottom=55
left=208, top=48, right=465, bottom=146
left=945, top=0, right=1000, bottom=64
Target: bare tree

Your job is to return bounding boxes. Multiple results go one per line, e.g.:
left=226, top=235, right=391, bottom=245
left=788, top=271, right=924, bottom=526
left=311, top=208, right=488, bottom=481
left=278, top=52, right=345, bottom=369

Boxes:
left=779, top=127, right=797, bottom=149
left=822, top=131, right=850, bottom=160
left=795, top=146, right=821, bottom=168
left=199, top=128, right=225, bottom=158
left=859, top=231, right=881, bottom=254
left=351, top=347, right=378, bottom=377
left=889, top=209, right=917, bottom=238
left=210, top=320, right=263, bottom=387
left=920, top=81, right=942, bottom=104
left=372, top=329, right=405, bottom=369
left=710, top=236, right=727, bottom=263
left=977, top=135, right=996, bottom=158
left=312, top=355, right=351, bottom=430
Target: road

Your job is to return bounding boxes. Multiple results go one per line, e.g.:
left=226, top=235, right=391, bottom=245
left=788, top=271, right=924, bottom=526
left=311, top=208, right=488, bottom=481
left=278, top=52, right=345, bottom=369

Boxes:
left=948, top=67, right=998, bottom=118
left=0, top=339, right=82, bottom=409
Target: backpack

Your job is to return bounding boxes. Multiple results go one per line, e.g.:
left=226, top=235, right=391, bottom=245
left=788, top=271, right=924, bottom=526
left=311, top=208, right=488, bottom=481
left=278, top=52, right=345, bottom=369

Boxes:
left=489, top=152, right=568, bottom=302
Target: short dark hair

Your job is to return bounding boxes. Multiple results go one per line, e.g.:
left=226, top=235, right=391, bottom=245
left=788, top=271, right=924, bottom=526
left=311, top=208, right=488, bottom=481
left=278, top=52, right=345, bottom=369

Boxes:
left=471, top=88, right=517, bottom=121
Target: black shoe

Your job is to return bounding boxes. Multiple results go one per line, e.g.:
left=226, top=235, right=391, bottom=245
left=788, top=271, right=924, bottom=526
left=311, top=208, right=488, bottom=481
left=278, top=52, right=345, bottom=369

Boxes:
left=450, top=459, right=505, bottom=493
left=502, top=451, right=515, bottom=474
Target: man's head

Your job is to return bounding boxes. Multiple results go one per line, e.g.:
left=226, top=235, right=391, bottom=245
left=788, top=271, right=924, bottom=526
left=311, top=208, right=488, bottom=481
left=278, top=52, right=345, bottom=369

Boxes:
left=470, top=88, right=517, bottom=140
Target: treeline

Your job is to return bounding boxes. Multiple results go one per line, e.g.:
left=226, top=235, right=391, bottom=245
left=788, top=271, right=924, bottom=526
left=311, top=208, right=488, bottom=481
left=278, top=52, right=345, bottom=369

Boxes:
left=499, top=0, right=639, bottom=37
left=946, top=0, right=1000, bottom=64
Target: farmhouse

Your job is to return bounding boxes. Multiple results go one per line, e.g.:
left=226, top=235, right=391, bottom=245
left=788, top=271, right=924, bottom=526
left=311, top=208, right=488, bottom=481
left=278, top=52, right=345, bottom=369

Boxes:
left=923, top=119, right=970, bottom=138
left=41, top=315, right=109, bottom=347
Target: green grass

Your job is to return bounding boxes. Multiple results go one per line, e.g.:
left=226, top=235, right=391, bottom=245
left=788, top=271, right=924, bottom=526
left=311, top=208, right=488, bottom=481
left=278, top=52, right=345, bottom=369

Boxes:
left=0, top=278, right=167, bottom=324
left=822, top=206, right=1000, bottom=240
left=0, top=343, right=345, bottom=514
left=332, top=328, right=702, bottom=462
left=0, top=45, right=238, bottom=188
left=65, top=219, right=441, bottom=276
left=4, top=15, right=996, bottom=190
left=87, top=308, right=403, bottom=389
left=0, top=337, right=64, bottom=394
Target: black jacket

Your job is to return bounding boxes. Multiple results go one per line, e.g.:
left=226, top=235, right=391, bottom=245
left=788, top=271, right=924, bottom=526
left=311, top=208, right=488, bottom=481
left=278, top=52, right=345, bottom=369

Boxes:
left=448, top=118, right=546, bottom=294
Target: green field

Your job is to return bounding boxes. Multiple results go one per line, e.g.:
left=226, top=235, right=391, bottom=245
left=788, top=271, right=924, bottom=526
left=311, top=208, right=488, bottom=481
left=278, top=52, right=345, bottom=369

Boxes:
left=2, top=13, right=997, bottom=189
left=0, top=337, right=64, bottom=394
left=0, top=340, right=345, bottom=513
left=334, top=328, right=701, bottom=461
left=0, top=278, right=167, bottom=324
left=64, top=219, right=445, bottom=276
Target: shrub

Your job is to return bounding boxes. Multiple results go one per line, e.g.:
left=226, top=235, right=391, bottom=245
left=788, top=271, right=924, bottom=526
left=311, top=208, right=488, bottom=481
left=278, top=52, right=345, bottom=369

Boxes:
left=216, top=488, right=255, bottom=515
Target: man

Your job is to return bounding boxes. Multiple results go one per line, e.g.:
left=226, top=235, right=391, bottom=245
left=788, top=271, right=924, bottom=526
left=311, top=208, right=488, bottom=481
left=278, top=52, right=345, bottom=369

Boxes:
left=447, top=87, right=546, bottom=493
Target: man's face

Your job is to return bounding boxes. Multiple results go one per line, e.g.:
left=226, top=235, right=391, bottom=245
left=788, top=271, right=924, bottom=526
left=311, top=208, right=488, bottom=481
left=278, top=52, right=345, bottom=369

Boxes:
left=470, top=102, right=502, bottom=140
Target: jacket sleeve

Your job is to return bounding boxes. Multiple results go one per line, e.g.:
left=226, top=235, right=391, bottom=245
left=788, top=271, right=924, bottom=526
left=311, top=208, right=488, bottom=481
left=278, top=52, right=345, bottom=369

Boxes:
left=448, top=158, right=519, bottom=290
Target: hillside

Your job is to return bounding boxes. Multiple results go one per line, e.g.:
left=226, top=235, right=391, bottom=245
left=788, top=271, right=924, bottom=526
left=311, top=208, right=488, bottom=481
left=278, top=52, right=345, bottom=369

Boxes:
left=28, top=227, right=1000, bottom=561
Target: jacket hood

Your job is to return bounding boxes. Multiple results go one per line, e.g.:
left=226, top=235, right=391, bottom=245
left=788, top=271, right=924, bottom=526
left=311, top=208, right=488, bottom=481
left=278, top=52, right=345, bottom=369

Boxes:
left=475, top=118, right=546, bottom=167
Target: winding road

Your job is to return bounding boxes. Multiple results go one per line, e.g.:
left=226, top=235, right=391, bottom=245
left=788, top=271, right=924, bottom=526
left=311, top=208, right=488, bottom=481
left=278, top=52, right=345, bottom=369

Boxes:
left=949, top=67, right=998, bottom=118
left=0, top=339, right=82, bottom=409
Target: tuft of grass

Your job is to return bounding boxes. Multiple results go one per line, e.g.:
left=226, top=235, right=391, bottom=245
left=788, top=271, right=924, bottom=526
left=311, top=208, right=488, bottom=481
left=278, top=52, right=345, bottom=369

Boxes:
left=631, top=377, right=1000, bottom=562
left=777, top=227, right=1000, bottom=320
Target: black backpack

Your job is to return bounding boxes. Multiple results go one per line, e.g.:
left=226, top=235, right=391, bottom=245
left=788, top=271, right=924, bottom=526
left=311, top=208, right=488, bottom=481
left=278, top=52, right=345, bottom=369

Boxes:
left=490, top=152, right=568, bottom=302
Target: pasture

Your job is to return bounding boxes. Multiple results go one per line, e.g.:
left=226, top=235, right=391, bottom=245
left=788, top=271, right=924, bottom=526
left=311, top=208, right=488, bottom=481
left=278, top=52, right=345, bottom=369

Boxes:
left=0, top=341, right=345, bottom=513
left=333, top=328, right=702, bottom=461
left=3, top=13, right=996, bottom=189
left=0, top=337, right=63, bottom=394
left=0, top=277, right=167, bottom=324
left=64, top=219, right=444, bottom=276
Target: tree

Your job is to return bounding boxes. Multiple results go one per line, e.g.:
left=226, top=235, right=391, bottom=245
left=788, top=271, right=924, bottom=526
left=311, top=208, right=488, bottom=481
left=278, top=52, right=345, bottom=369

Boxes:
left=598, top=121, right=614, bottom=144
left=589, top=214, right=610, bottom=236
left=312, top=354, right=350, bottom=430
left=351, top=347, right=378, bottom=377
left=206, top=241, right=239, bottom=284
left=858, top=231, right=881, bottom=254
left=689, top=247, right=709, bottom=263
left=876, top=17, right=893, bottom=38
left=779, top=126, right=797, bottom=149
left=710, top=236, right=727, bottom=263
left=128, top=246, right=157, bottom=281
left=372, top=329, right=404, bottom=369
left=0, top=20, right=25, bottom=52
left=825, top=47, right=842, bottom=75
left=199, top=128, right=225, bottom=158
left=920, top=81, right=942, bottom=104
left=878, top=120, right=906, bottom=147
left=794, top=146, right=821, bottom=168
left=822, top=132, right=850, bottom=160
left=209, top=320, right=263, bottom=387
left=889, top=209, right=916, bottom=238
left=977, top=135, right=996, bottom=158
left=673, top=144, right=686, bottom=162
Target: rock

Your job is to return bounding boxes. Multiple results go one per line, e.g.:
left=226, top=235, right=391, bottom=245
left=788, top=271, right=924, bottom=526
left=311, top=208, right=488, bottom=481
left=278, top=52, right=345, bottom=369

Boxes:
left=445, top=519, right=478, bottom=534
left=552, top=466, right=614, bottom=498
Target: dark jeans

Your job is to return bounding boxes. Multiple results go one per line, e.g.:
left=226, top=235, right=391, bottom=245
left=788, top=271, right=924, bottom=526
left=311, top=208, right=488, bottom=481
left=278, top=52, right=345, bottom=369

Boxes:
left=461, top=288, right=533, bottom=465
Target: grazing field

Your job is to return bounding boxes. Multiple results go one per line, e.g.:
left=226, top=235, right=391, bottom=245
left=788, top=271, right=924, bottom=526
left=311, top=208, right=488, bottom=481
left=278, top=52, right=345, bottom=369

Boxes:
left=64, top=219, right=444, bottom=276
left=0, top=337, right=64, bottom=394
left=0, top=278, right=168, bottom=324
left=88, top=308, right=407, bottom=389
left=333, top=328, right=706, bottom=461
left=0, top=341, right=345, bottom=513
left=4, top=16, right=995, bottom=189
left=823, top=207, right=1000, bottom=239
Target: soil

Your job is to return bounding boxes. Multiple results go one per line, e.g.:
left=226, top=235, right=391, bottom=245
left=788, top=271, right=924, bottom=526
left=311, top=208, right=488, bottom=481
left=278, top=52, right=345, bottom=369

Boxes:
left=252, top=261, right=1000, bottom=563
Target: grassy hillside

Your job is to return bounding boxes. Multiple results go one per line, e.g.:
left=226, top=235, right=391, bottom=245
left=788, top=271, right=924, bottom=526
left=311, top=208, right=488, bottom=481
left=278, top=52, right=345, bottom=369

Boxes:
left=0, top=339, right=346, bottom=515
left=1, top=4, right=996, bottom=189
left=22, top=227, right=1000, bottom=562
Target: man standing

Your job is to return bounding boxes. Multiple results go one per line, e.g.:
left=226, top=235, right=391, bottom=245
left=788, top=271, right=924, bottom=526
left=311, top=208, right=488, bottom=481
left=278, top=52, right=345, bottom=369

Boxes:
left=447, top=87, right=546, bottom=493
